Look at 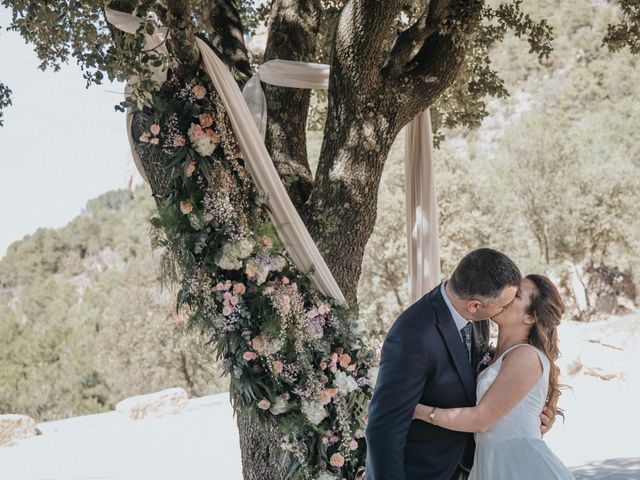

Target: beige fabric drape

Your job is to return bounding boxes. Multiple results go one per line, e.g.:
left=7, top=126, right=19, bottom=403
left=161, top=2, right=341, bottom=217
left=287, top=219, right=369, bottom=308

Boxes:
left=106, top=7, right=440, bottom=307
left=242, top=63, right=441, bottom=303
left=404, top=111, right=441, bottom=303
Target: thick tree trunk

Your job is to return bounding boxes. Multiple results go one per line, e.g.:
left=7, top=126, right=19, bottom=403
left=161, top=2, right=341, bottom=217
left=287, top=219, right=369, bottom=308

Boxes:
left=236, top=410, right=291, bottom=480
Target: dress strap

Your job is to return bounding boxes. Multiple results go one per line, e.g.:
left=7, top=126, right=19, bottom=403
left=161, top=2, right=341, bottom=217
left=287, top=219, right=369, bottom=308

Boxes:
left=501, top=343, right=549, bottom=373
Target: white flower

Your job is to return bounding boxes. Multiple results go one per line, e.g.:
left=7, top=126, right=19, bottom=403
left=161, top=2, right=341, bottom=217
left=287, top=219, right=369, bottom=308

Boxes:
left=270, top=395, right=292, bottom=415
left=216, top=239, right=255, bottom=270
left=265, top=337, right=284, bottom=355
left=315, top=473, right=338, bottom=480
left=301, top=399, right=327, bottom=425
left=187, top=124, right=215, bottom=156
left=334, top=371, right=359, bottom=395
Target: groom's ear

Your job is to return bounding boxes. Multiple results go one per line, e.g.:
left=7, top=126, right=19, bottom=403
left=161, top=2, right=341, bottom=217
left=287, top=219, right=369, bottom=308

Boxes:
left=467, top=300, right=483, bottom=313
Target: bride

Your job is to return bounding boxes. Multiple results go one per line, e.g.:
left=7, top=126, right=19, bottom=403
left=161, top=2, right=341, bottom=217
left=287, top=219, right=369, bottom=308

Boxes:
left=413, top=274, right=575, bottom=479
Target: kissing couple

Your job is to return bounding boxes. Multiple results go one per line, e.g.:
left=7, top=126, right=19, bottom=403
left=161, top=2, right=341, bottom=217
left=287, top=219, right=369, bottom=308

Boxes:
left=365, top=248, right=575, bottom=480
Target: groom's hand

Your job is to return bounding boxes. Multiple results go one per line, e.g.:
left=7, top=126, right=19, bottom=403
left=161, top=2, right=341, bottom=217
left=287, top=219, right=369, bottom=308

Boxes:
left=540, top=406, right=555, bottom=435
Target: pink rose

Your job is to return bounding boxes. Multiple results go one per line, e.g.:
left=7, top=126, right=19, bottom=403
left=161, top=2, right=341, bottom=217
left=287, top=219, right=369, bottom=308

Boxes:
left=257, top=399, right=271, bottom=410
left=243, top=352, right=257, bottom=361
left=139, top=132, right=150, bottom=143
left=150, top=123, right=160, bottom=135
left=281, top=277, right=290, bottom=285
left=329, top=453, right=344, bottom=468
left=149, top=137, right=160, bottom=145
left=350, top=439, right=359, bottom=451
left=222, top=305, right=233, bottom=316
left=184, top=160, right=196, bottom=177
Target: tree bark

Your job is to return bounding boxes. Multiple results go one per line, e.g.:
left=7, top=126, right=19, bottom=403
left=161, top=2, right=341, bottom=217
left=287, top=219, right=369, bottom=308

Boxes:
left=262, top=0, right=323, bottom=210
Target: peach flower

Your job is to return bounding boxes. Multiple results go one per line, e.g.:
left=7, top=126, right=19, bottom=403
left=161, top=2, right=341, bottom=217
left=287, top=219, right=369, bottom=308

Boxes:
left=199, top=113, right=214, bottom=128
left=273, top=360, right=284, bottom=374
left=192, top=85, right=206, bottom=99
left=339, top=354, right=352, bottom=369
left=257, top=399, right=271, bottom=410
left=251, top=336, right=267, bottom=352
left=329, top=453, right=345, bottom=468
left=233, top=283, right=246, bottom=295
left=179, top=200, right=193, bottom=214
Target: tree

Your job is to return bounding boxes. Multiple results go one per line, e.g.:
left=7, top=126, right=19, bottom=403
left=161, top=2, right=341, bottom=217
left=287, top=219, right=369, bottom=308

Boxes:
left=0, top=1, right=552, bottom=478
left=604, top=0, right=640, bottom=53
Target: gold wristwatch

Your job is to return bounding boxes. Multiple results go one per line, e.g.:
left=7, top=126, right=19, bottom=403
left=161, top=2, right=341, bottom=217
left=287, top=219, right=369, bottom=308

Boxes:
left=428, top=407, right=437, bottom=424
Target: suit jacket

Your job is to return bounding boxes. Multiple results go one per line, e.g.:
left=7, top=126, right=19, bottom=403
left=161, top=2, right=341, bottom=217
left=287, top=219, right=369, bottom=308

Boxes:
left=365, top=283, right=490, bottom=480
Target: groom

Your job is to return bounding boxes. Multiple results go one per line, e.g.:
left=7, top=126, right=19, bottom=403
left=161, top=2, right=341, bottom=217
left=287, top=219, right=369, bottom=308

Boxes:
left=365, top=248, right=543, bottom=480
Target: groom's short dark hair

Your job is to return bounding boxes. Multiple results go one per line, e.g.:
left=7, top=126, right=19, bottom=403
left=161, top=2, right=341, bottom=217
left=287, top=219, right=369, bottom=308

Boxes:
left=449, top=248, right=521, bottom=300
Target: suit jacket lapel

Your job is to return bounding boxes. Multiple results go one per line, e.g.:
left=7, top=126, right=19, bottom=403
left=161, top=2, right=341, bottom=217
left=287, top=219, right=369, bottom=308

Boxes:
left=430, top=286, right=476, bottom=404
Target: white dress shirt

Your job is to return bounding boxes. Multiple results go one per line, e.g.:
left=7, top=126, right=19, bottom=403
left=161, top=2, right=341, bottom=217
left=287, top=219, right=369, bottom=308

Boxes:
left=440, top=281, right=471, bottom=344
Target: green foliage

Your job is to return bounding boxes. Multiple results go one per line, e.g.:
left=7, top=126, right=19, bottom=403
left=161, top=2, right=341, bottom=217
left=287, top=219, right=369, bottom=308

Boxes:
left=604, top=0, right=640, bottom=53
left=359, top=0, right=640, bottom=331
left=0, top=81, right=11, bottom=126
left=0, top=185, right=227, bottom=422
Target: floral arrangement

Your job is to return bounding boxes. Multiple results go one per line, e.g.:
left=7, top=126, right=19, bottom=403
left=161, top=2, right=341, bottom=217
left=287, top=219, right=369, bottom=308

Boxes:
left=477, top=342, right=495, bottom=374
left=131, top=70, right=378, bottom=480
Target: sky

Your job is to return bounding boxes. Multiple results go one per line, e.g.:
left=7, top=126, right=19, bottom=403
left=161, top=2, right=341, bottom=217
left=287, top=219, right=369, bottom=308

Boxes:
left=0, top=7, right=144, bottom=259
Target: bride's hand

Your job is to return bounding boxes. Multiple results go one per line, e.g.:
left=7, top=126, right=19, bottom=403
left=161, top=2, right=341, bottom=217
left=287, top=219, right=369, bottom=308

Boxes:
left=413, top=404, right=432, bottom=422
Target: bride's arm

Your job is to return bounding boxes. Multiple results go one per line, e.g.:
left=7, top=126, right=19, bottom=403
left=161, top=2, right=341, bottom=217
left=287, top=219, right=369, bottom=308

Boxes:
left=413, top=346, right=543, bottom=433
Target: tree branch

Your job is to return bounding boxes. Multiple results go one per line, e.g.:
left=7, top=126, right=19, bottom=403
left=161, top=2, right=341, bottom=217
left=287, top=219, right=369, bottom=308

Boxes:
left=389, top=0, right=484, bottom=125
left=205, top=0, right=252, bottom=77
left=381, top=0, right=452, bottom=79
left=332, top=0, right=404, bottom=92
left=262, top=0, right=322, bottom=210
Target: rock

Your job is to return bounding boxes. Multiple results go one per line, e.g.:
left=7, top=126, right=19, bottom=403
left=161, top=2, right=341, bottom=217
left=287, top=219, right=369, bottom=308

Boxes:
left=0, top=414, right=38, bottom=445
left=116, top=388, right=189, bottom=420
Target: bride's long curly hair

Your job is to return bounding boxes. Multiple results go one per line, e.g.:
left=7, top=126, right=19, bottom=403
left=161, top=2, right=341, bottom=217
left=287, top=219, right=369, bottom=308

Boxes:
left=525, top=274, right=566, bottom=419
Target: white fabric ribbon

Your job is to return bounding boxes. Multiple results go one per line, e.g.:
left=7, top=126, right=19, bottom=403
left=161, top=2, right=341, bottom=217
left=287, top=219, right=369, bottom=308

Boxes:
left=241, top=62, right=441, bottom=304
left=242, top=60, right=330, bottom=137
left=106, top=7, right=440, bottom=306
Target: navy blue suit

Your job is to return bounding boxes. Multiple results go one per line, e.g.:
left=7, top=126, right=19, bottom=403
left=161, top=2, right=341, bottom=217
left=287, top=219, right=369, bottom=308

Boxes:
left=365, top=284, right=490, bottom=480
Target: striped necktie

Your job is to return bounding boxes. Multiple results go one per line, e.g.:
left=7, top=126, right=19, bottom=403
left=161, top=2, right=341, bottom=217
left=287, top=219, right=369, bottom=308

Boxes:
left=460, top=323, right=472, bottom=364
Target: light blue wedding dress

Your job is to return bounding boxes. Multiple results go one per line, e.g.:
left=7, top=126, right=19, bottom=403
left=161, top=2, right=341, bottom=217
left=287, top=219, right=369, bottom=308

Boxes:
left=469, top=344, right=575, bottom=480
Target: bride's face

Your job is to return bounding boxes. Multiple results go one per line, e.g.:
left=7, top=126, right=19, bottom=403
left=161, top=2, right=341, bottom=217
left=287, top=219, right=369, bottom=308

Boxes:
left=490, top=278, right=537, bottom=327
